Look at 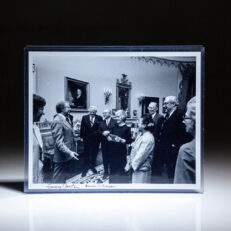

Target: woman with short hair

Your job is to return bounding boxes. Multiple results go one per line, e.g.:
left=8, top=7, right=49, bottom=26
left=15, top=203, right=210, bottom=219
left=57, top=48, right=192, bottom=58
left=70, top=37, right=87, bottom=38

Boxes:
left=108, top=110, right=132, bottom=183
left=125, top=114, right=155, bottom=183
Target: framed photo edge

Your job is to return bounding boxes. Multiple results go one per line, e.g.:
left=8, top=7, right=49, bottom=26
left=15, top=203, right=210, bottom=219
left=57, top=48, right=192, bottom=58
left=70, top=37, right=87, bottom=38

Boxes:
left=24, top=45, right=205, bottom=193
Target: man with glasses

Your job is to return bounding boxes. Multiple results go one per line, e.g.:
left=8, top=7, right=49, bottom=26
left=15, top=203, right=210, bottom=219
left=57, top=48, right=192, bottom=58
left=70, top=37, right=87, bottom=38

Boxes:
left=153, top=96, right=192, bottom=183
left=174, top=97, right=196, bottom=184
left=51, top=101, right=79, bottom=183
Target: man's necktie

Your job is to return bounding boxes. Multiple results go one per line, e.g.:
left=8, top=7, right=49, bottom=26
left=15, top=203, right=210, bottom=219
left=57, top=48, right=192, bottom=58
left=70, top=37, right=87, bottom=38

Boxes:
left=90, top=115, right=95, bottom=126
left=66, top=116, right=72, bottom=126
left=160, top=113, right=169, bottom=131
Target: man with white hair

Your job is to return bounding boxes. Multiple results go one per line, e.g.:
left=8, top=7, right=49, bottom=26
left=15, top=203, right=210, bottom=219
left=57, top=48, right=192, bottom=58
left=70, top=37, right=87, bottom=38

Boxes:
left=153, top=96, right=192, bottom=183
left=99, top=109, right=117, bottom=179
left=148, top=101, right=164, bottom=140
left=174, top=97, right=196, bottom=184
left=80, top=105, right=103, bottom=176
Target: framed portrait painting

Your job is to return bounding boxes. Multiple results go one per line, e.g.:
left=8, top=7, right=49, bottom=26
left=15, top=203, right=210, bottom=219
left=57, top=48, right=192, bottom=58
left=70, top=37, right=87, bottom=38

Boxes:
left=65, top=77, right=89, bottom=112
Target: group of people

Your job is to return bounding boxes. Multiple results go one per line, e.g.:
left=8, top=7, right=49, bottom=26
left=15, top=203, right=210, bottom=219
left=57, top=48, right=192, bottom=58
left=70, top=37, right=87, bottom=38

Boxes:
left=33, top=93, right=196, bottom=185
left=149, top=96, right=195, bottom=183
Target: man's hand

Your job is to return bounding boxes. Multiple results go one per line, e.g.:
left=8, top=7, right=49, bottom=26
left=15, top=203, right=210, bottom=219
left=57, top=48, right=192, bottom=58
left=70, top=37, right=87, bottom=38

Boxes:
left=71, top=152, right=79, bottom=160
left=107, top=136, right=113, bottom=141
left=120, top=138, right=126, bottom=143
left=103, top=131, right=110, bottom=136
left=124, top=155, right=131, bottom=172
left=115, top=136, right=120, bottom=142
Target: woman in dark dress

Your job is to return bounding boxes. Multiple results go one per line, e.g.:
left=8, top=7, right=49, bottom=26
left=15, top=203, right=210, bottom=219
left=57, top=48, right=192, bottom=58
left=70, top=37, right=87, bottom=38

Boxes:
left=107, top=110, right=132, bottom=183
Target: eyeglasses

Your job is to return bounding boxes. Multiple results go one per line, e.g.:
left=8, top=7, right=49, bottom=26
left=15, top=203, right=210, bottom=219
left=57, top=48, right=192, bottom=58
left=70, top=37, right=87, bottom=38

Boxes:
left=163, top=102, right=172, bottom=105
left=183, top=115, right=191, bottom=121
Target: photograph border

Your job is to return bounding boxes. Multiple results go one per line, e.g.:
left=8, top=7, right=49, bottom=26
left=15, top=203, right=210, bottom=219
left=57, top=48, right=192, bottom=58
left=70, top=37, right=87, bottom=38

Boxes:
left=24, top=45, right=204, bottom=193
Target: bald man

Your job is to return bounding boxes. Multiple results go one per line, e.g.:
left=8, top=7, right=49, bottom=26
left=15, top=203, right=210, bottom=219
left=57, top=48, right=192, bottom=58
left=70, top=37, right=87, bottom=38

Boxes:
left=99, top=109, right=117, bottom=179
left=148, top=102, right=164, bottom=140
left=147, top=102, right=164, bottom=178
left=80, top=105, right=103, bottom=176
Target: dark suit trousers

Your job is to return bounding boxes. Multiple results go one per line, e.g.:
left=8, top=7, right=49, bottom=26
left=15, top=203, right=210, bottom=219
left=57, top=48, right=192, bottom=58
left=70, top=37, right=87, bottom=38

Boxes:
left=83, top=141, right=99, bottom=171
left=53, top=158, right=77, bottom=183
left=152, top=145, right=178, bottom=182
left=101, top=142, right=110, bottom=174
left=42, top=157, right=53, bottom=183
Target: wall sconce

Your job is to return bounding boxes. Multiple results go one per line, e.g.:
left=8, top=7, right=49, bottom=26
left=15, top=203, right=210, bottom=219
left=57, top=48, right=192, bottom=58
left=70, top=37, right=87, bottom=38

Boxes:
left=137, top=94, right=145, bottom=106
left=104, top=88, right=112, bottom=104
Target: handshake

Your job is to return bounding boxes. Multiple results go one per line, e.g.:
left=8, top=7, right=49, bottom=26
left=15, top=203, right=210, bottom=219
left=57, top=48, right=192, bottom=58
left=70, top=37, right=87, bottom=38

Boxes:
left=107, top=135, right=126, bottom=143
left=103, top=131, right=126, bottom=143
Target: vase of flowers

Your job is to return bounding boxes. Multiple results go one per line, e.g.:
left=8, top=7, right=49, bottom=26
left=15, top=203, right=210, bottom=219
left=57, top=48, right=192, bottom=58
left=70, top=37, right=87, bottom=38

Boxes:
left=104, top=88, right=112, bottom=104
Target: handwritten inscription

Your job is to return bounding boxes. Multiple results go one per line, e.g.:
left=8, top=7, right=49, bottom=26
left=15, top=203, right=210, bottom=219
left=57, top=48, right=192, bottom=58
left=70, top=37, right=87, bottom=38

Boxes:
left=46, top=183, right=115, bottom=190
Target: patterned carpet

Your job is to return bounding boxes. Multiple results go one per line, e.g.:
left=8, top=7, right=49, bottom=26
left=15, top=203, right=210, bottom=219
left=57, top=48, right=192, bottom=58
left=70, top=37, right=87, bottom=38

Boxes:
left=66, top=164, right=109, bottom=184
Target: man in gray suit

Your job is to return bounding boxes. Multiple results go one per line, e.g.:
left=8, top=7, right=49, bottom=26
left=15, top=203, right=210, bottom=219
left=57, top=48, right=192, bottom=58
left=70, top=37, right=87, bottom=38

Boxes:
left=51, top=101, right=79, bottom=183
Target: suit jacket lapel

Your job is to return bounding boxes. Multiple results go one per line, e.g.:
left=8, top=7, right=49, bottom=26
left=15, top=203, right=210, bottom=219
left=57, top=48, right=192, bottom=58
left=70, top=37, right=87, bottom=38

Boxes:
left=103, top=119, right=107, bottom=129
left=162, top=110, right=177, bottom=131
left=168, top=109, right=177, bottom=122
left=56, top=114, right=72, bottom=129
left=105, top=117, right=110, bottom=127
left=110, top=118, right=116, bottom=127
left=153, top=114, right=158, bottom=125
left=63, top=118, right=72, bottom=129
left=86, top=115, right=91, bottom=126
left=89, top=115, right=96, bottom=127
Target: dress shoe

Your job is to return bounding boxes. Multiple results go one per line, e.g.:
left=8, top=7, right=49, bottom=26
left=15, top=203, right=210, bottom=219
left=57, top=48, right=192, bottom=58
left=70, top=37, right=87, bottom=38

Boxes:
left=91, top=168, right=97, bottom=174
left=81, top=170, right=87, bottom=177
left=103, top=173, right=108, bottom=180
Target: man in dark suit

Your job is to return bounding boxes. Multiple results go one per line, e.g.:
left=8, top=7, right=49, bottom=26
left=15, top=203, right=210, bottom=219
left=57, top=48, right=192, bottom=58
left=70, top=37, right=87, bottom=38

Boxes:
left=147, top=102, right=164, bottom=140
left=73, top=89, right=86, bottom=108
left=154, top=96, right=192, bottom=183
left=147, top=102, right=164, bottom=177
left=80, top=105, right=103, bottom=176
left=51, top=101, right=79, bottom=183
left=99, top=109, right=117, bottom=179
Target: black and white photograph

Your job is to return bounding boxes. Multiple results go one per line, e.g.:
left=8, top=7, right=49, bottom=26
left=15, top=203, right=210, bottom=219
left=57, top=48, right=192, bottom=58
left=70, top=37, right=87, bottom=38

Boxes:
left=25, top=46, right=204, bottom=192
left=3, top=0, right=231, bottom=229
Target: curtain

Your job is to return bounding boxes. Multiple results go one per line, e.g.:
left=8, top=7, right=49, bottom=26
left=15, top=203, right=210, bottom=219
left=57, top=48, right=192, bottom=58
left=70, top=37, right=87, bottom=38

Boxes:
left=177, top=63, right=196, bottom=111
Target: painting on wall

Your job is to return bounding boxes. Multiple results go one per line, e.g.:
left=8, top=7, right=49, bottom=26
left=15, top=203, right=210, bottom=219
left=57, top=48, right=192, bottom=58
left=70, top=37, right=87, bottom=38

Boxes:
left=65, top=77, right=89, bottom=112
left=116, top=74, right=132, bottom=117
